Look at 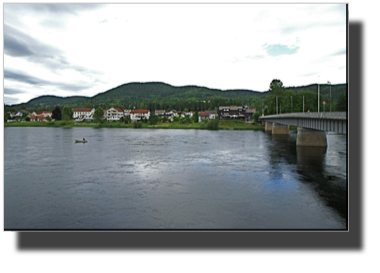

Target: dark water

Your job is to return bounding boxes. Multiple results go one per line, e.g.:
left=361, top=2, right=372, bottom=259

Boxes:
left=4, top=127, right=347, bottom=229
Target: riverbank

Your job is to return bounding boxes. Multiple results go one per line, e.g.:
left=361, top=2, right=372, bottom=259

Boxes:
left=4, top=120, right=301, bottom=131
left=4, top=120, right=270, bottom=130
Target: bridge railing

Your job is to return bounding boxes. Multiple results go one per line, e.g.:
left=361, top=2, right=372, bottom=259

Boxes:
left=259, top=112, right=346, bottom=120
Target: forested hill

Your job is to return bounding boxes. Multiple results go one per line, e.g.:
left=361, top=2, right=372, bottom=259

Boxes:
left=8, top=81, right=346, bottom=111
left=14, top=82, right=267, bottom=108
left=285, top=83, right=347, bottom=101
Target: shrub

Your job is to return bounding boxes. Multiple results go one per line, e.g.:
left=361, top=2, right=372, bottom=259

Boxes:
left=133, top=121, right=143, bottom=128
left=207, top=119, right=219, bottom=130
left=60, top=121, right=66, bottom=126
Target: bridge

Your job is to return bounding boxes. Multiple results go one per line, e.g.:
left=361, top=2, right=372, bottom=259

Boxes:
left=259, top=112, right=347, bottom=147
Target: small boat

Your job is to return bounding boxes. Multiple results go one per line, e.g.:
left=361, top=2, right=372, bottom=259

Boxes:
left=75, top=139, right=88, bottom=143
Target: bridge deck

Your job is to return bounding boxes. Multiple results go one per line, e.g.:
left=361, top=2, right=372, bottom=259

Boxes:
left=259, top=112, right=346, bottom=134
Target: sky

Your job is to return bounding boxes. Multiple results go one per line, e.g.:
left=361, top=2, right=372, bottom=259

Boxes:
left=3, top=3, right=347, bottom=105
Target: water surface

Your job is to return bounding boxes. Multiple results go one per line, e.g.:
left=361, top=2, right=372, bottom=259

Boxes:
left=4, top=127, right=347, bottom=229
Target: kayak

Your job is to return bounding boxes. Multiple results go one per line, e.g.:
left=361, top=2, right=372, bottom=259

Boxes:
left=75, top=139, right=88, bottom=143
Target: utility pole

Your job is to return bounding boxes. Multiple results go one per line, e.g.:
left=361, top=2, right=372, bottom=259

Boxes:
left=328, top=81, right=332, bottom=112
left=276, top=96, right=278, bottom=115
left=291, top=96, right=293, bottom=113
left=318, top=76, right=320, bottom=113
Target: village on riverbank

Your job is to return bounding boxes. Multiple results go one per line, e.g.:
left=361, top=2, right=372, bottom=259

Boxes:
left=4, top=105, right=267, bottom=130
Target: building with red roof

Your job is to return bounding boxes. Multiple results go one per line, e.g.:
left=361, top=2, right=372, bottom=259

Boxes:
left=72, top=108, right=95, bottom=120
left=105, top=107, right=124, bottom=121
left=130, top=109, right=150, bottom=122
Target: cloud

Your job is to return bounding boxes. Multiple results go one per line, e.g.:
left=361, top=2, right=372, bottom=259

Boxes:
left=330, top=49, right=346, bottom=56
left=5, top=3, right=104, bottom=15
left=264, top=44, right=299, bottom=56
left=4, top=88, right=27, bottom=95
left=4, top=24, right=103, bottom=76
left=4, top=70, right=48, bottom=85
left=4, top=69, right=93, bottom=91
left=246, top=55, right=265, bottom=60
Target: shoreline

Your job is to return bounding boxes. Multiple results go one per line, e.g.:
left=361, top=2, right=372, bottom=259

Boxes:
left=4, top=120, right=270, bottom=131
left=4, top=121, right=300, bottom=131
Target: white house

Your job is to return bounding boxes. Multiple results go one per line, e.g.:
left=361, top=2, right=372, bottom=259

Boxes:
left=198, top=111, right=210, bottom=122
left=10, top=111, right=23, bottom=118
left=184, top=111, right=194, bottom=118
left=130, top=109, right=150, bottom=122
left=205, top=110, right=217, bottom=120
left=124, top=109, right=131, bottom=117
left=105, top=107, right=124, bottom=121
left=30, top=111, right=52, bottom=118
left=72, top=108, right=95, bottom=119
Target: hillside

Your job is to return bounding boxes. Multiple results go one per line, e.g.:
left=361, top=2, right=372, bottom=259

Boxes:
left=8, top=81, right=346, bottom=111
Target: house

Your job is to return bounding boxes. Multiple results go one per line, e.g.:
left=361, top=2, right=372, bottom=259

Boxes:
left=244, top=109, right=256, bottom=122
left=105, top=107, right=124, bottom=121
left=205, top=110, right=217, bottom=120
left=184, top=111, right=194, bottom=118
left=198, top=111, right=210, bottom=122
left=72, top=108, right=95, bottom=120
left=154, top=110, right=165, bottom=116
left=130, top=109, right=150, bottom=122
left=10, top=111, right=23, bottom=119
left=218, top=106, right=245, bottom=120
left=31, top=111, right=52, bottom=118
left=28, top=115, right=46, bottom=121
left=124, top=109, right=131, bottom=117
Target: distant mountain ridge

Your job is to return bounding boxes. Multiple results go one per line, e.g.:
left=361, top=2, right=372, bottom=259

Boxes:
left=8, top=81, right=346, bottom=108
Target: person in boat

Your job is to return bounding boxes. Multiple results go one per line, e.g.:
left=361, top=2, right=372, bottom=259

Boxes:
left=83, top=138, right=85, bottom=141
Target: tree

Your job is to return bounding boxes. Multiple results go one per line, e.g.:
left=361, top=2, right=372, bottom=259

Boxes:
left=336, top=92, right=346, bottom=111
left=22, top=112, right=29, bottom=119
left=206, top=119, right=219, bottom=129
left=183, top=108, right=189, bottom=112
left=52, top=106, right=62, bottom=120
left=46, top=116, right=52, bottom=122
left=62, top=107, right=73, bottom=123
left=86, top=103, right=94, bottom=109
left=192, top=111, right=199, bottom=123
left=20, top=105, right=27, bottom=110
left=269, top=79, right=285, bottom=95
left=93, top=107, right=104, bottom=124
left=149, top=114, right=159, bottom=125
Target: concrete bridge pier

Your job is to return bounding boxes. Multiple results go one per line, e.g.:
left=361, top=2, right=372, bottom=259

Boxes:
left=296, top=128, right=327, bottom=147
left=265, top=122, right=273, bottom=132
left=272, top=123, right=290, bottom=135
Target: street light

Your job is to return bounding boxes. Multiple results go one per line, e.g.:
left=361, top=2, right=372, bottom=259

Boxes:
left=327, top=81, right=331, bottom=112
left=318, top=76, right=320, bottom=113
left=290, top=96, right=293, bottom=113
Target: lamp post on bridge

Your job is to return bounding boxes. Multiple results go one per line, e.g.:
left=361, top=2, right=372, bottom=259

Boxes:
left=318, top=75, right=320, bottom=113
left=327, top=81, right=331, bottom=112
left=291, top=96, right=293, bottom=113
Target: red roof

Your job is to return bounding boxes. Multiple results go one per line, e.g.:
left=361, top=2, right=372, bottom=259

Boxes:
left=113, top=107, right=123, bottom=112
left=198, top=111, right=209, bottom=116
left=72, top=108, right=93, bottom=112
left=36, top=115, right=46, bottom=119
left=131, top=109, right=149, bottom=114
left=35, top=111, right=52, bottom=115
left=29, top=115, right=36, bottom=119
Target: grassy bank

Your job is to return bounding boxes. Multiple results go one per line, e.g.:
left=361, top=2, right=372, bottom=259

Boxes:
left=5, top=120, right=266, bottom=130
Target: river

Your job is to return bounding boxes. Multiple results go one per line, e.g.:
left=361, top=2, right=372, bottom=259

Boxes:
left=4, top=127, right=347, bottom=229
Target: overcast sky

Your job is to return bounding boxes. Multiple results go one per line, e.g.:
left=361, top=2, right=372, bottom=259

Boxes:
left=3, top=3, right=346, bottom=105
